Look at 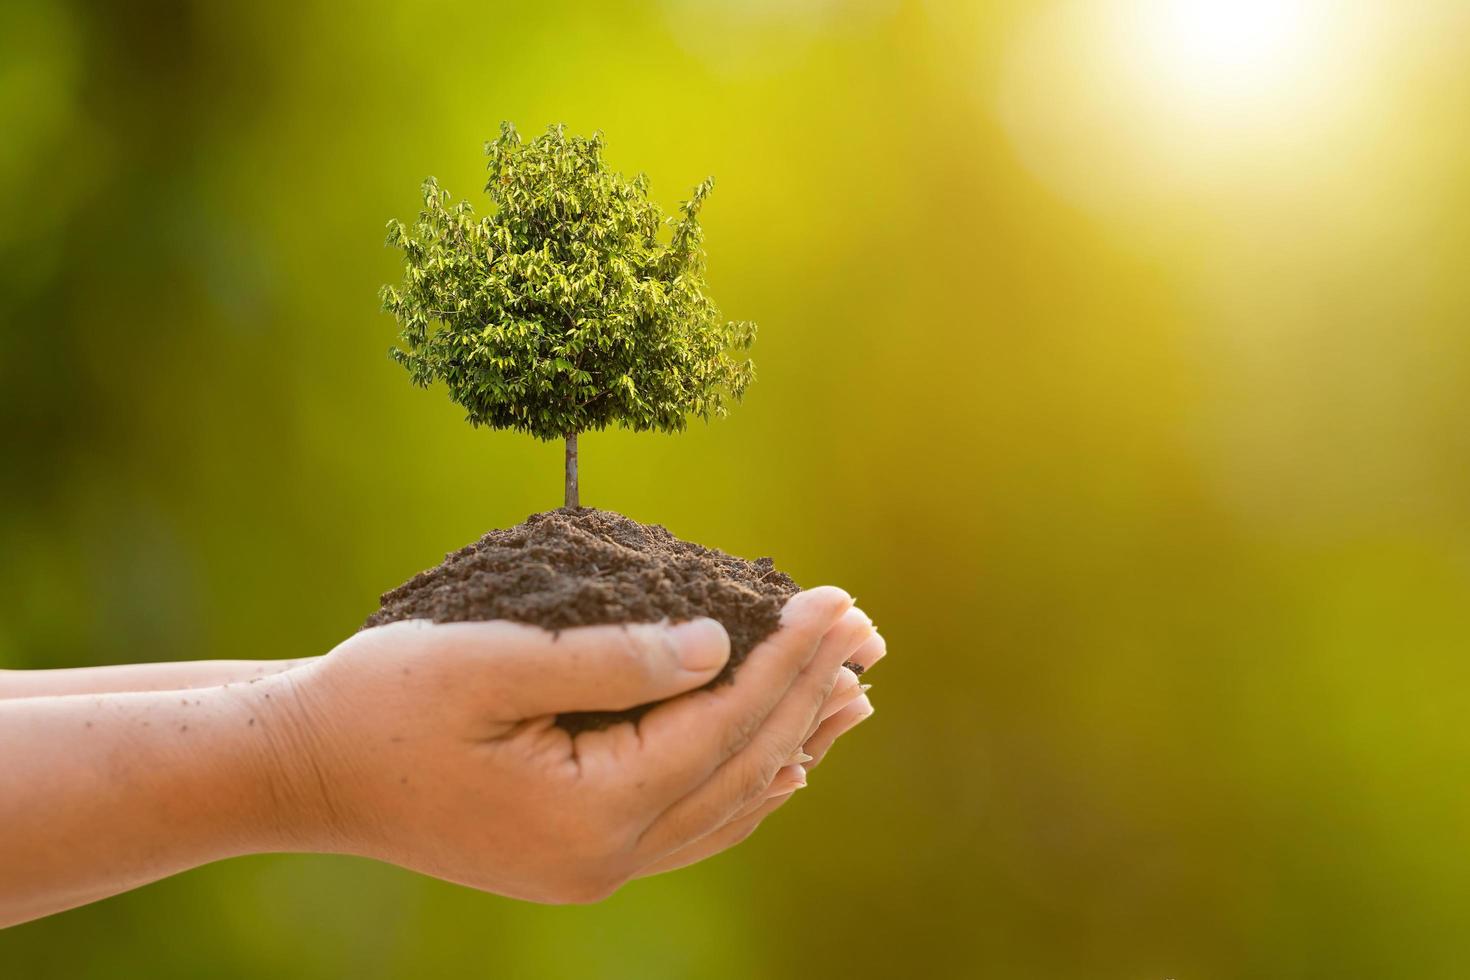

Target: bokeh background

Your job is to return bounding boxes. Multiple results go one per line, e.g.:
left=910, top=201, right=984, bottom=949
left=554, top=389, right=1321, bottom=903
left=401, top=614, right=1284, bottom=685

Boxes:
left=4, top=0, right=1470, bottom=976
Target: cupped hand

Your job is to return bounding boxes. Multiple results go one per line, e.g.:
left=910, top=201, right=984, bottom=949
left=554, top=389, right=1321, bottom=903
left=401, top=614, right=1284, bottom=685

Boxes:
left=257, top=587, right=879, bottom=903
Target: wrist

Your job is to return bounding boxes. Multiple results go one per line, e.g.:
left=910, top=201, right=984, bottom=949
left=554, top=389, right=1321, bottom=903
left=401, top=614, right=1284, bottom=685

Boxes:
left=222, top=665, right=362, bottom=855
left=160, top=678, right=313, bottom=859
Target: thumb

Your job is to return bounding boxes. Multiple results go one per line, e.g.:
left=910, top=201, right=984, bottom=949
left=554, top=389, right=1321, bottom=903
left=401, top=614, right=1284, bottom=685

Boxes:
left=436, top=618, right=731, bottom=718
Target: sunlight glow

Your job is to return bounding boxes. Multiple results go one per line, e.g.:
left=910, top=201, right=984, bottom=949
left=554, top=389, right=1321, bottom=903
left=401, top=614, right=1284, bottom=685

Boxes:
left=994, top=0, right=1392, bottom=218
left=1134, top=0, right=1324, bottom=107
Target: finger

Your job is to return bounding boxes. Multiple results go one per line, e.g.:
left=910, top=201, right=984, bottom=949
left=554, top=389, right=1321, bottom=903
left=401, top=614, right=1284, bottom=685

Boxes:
left=812, top=664, right=863, bottom=732
left=802, top=630, right=881, bottom=739
left=394, top=617, right=730, bottom=718
left=840, top=630, right=887, bottom=679
left=753, top=763, right=807, bottom=811
left=804, top=694, right=875, bottom=769
left=636, top=607, right=874, bottom=856
left=635, top=792, right=798, bottom=878
left=679, top=761, right=805, bottom=849
left=630, top=765, right=801, bottom=878
left=630, top=587, right=853, bottom=798
left=640, top=690, right=874, bottom=871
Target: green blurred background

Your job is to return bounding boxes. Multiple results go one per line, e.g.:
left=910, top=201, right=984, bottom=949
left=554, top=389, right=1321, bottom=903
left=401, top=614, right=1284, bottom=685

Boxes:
left=4, top=0, right=1470, bottom=976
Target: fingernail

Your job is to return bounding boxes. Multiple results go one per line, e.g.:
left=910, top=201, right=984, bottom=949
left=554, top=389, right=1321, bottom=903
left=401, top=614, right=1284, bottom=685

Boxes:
left=767, top=777, right=806, bottom=799
left=787, top=751, right=814, bottom=765
left=670, top=618, right=730, bottom=671
left=859, top=683, right=872, bottom=693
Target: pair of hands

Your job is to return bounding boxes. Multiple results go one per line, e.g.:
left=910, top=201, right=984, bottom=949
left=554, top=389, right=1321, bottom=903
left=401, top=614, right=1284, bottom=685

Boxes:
left=272, top=586, right=882, bottom=902
left=0, top=587, right=883, bottom=925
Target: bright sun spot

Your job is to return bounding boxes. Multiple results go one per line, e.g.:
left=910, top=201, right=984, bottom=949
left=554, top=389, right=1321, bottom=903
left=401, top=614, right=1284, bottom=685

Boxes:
left=995, top=0, right=1389, bottom=215
left=1133, top=0, right=1325, bottom=108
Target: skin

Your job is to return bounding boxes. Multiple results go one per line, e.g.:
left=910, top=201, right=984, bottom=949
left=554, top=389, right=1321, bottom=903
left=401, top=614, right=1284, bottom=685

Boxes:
left=0, top=588, right=883, bottom=928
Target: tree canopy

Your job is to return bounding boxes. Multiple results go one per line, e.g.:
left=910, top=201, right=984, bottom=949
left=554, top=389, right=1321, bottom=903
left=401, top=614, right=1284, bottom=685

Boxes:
left=382, top=122, right=756, bottom=445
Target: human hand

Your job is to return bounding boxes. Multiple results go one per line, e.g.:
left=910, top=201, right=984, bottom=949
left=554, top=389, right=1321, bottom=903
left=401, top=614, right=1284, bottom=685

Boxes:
left=257, top=587, right=880, bottom=902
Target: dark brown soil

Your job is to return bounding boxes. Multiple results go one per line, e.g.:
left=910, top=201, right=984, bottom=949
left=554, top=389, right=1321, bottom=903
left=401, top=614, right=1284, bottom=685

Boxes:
left=363, top=508, right=800, bottom=732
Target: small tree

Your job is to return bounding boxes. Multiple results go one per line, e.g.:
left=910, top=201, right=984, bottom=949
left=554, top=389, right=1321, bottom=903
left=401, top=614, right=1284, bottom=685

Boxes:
left=382, top=122, right=756, bottom=508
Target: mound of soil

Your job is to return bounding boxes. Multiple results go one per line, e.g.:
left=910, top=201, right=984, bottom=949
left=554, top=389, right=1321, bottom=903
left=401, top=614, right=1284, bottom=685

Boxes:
left=363, top=507, right=801, bottom=732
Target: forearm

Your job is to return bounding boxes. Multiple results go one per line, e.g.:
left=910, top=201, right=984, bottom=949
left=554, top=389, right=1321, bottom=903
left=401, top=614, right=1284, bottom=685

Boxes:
left=0, top=658, right=315, bottom=700
left=0, top=677, right=305, bottom=927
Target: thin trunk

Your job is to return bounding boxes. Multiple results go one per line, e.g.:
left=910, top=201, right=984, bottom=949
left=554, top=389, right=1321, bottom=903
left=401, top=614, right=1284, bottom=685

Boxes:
left=564, top=432, right=579, bottom=509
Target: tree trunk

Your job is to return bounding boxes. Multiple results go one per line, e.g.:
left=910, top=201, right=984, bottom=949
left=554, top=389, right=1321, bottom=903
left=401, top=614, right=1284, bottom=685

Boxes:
left=564, top=432, right=579, bottom=509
